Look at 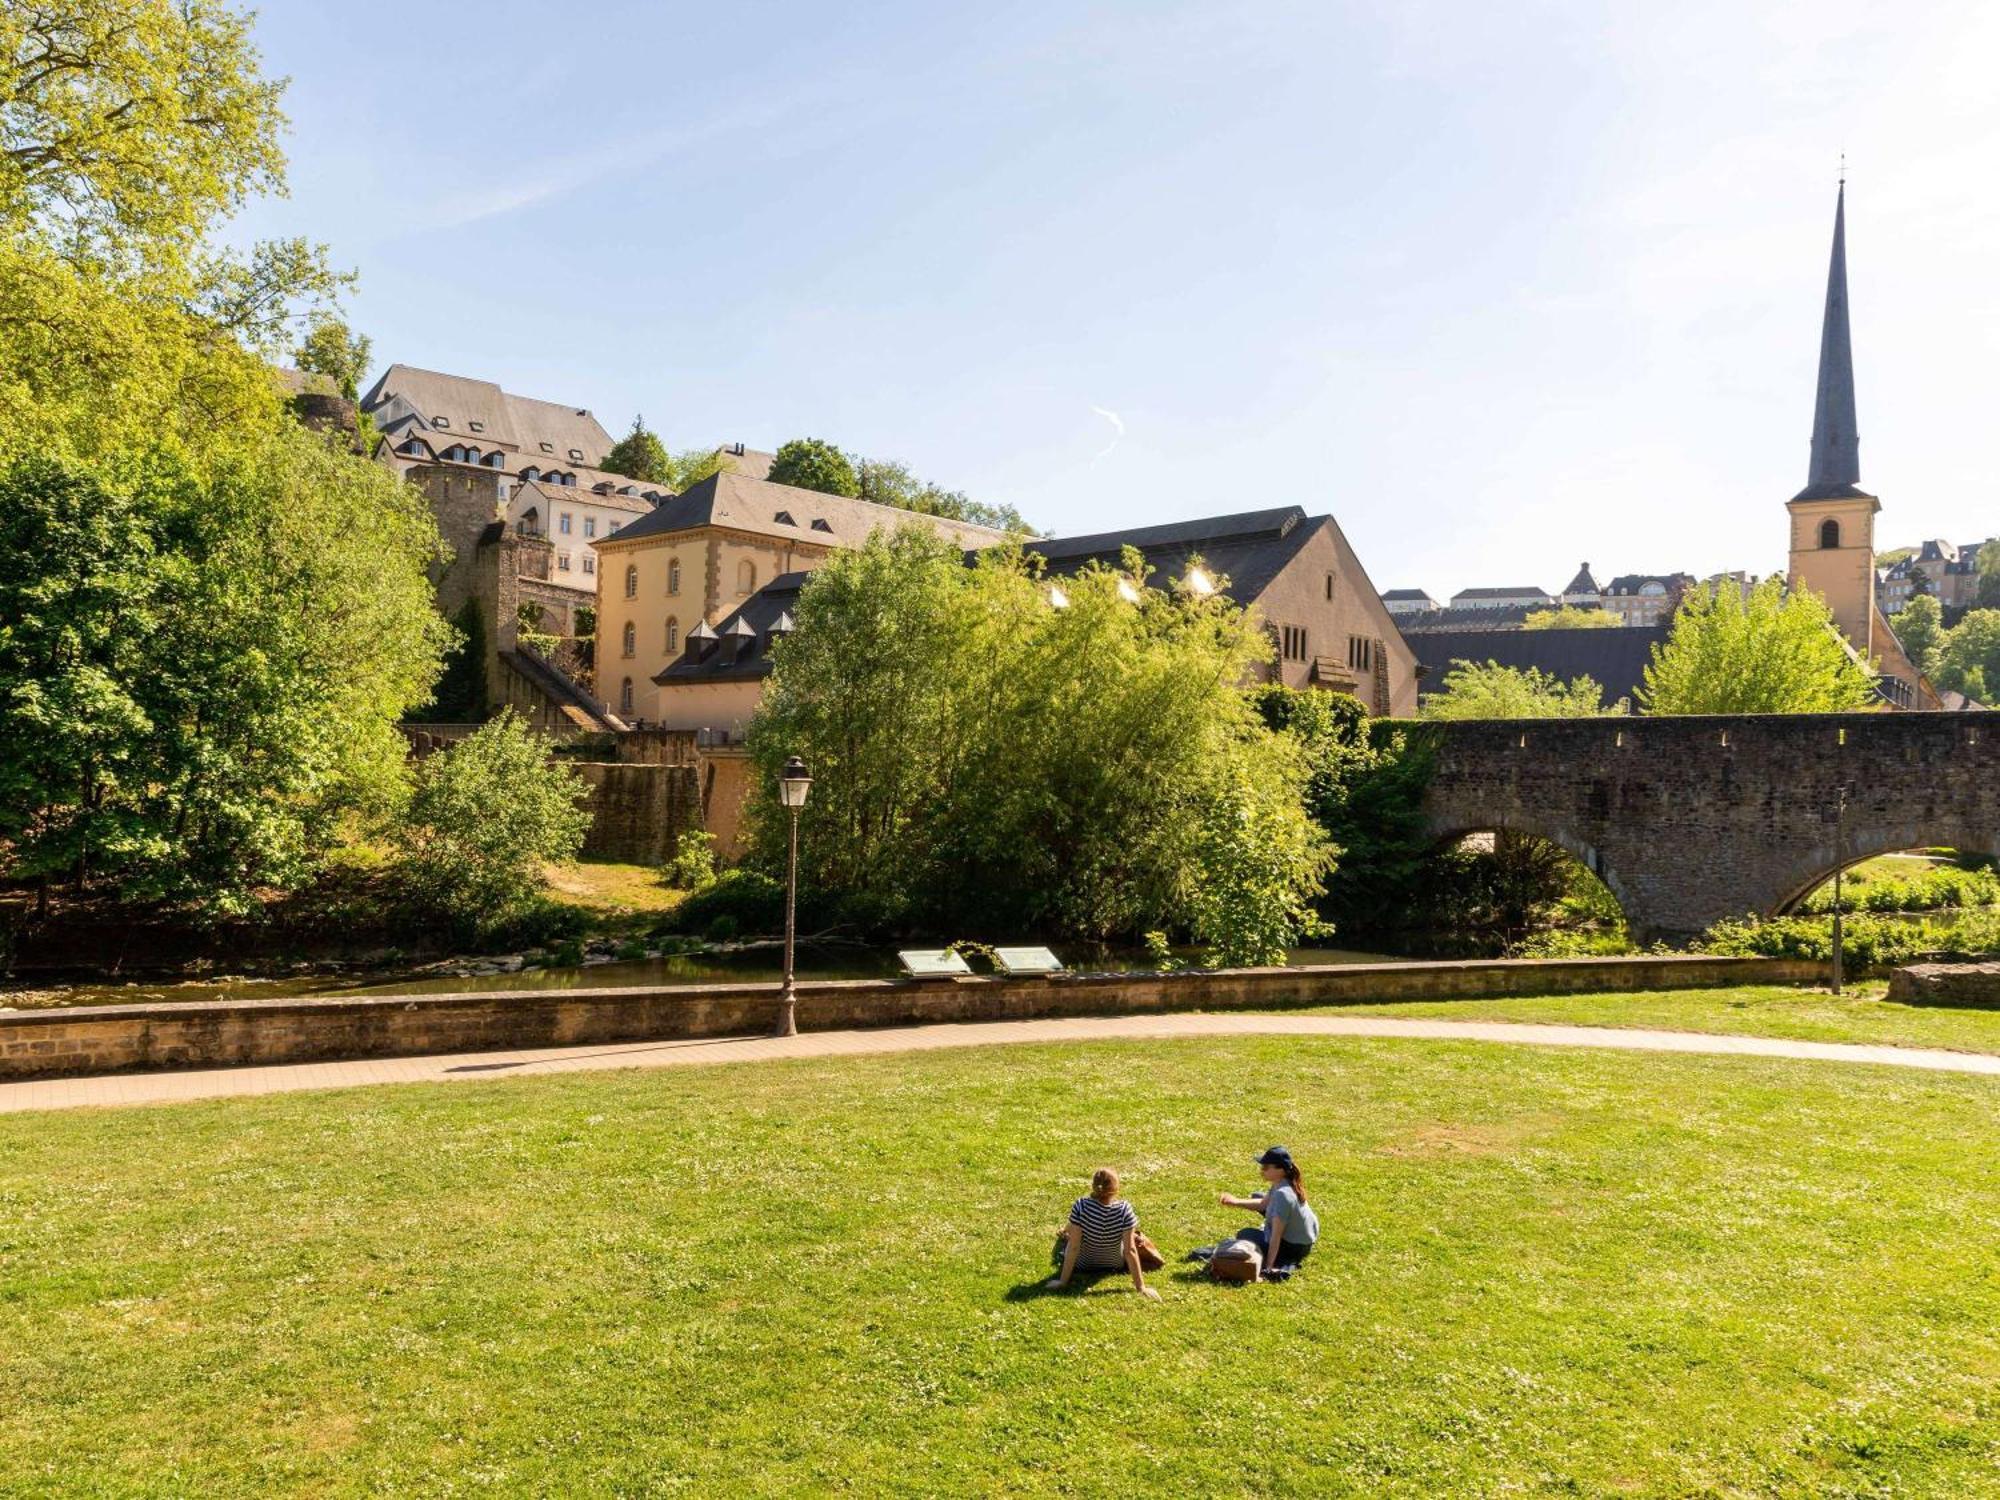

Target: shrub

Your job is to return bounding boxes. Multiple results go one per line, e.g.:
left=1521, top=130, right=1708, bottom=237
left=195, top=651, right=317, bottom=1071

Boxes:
left=1695, top=910, right=2000, bottom=970
left=671, top=868, right=786, bottom=940
left=663, top=830, right=718, bottom=891
left=392, top=713, right=592, bottom=941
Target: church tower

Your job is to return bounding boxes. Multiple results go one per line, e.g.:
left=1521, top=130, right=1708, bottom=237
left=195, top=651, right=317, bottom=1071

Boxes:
left=1785, top=181, right=1881, bottom=656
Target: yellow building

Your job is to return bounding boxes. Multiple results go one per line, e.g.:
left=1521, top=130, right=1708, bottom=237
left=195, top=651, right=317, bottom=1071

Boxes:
left=1784, top=184, right=1938, bottom=710
left=591, top=471, right=1012, bottom=723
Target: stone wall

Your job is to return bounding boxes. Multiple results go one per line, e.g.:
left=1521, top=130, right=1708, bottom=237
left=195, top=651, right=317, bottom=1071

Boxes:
left=0, top=955, right=1819, bottom=1081
left=571, top=761, right=700, bottom=863
left=1422, top=712, right=2000, bottom=940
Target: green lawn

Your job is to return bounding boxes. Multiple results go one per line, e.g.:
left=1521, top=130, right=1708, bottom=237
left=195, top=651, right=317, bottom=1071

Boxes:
left=1311, top=982, right=2000, bottom=1054
left=5, top=1037, right=2000, bottom=1494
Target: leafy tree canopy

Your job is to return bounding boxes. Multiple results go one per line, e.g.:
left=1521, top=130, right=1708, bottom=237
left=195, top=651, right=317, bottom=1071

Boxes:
left=294, top=312, right=371, bottom=400
left=392, top=713, right=592, bottom=941
left=1934, top=610, right=2000, bottom=705
left=1522, top=606, right=1617, bottom=630
left=744, top=531, right=1330, bottom=964
left=1421, top=662, right=1620, bottom=719
left=1639, top=576, right=1876, bottom=715
left=1892, top=593, right=1946, bottom=680
left=0, top=436, right=449, bottom=910
left=602, top=415, right=671, bottom=484
left=856, top=457, right=1032, bottom=533
left=767, top=437, right=860, bottom=497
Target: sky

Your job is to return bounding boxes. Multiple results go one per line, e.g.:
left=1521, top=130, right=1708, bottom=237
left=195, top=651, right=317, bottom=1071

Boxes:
left=234, top=0, right=2000, bottom=599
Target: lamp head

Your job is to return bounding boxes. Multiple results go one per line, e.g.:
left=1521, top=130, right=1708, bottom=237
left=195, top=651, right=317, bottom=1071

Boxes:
left=778, top=755, right=812, bottom=809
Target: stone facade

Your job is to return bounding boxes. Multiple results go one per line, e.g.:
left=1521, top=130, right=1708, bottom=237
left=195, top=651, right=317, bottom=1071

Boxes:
left=569, top=762, right=700, bottom=863
left=1886, top=962, right=2000, bottom=1008
left=0, top=955, right=1817, bottom=1082
left=1421, top=712, right=2000, bottom=939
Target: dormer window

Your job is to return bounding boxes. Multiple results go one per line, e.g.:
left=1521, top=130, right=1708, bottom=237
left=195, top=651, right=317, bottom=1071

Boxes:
left=773, top=510, right=796, bottom=526
left=568, top=448, right=584, bottom=461
left=468, top=420, right=485, bottom=433
left=539, top=441, right=554, bottom=453
left=432, top=416, right=449, bottom=429
left=810, top=518, right=833, bottom=533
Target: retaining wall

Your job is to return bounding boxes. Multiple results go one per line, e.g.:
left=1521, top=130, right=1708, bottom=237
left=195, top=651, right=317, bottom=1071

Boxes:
left=0, top=955, right=1820, bottom=1083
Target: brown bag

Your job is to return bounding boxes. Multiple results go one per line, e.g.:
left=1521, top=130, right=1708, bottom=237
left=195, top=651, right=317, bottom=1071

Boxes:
left=1208, top=1238, right=1261, bottom=1283
left=1133, top=1232, right=1165, bottom=1272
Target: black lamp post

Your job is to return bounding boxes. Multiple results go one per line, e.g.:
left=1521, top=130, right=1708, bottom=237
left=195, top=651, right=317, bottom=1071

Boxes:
left=774, top=756, right=812, bottom=1037
left=1831, top=782, right=1849, bottom=996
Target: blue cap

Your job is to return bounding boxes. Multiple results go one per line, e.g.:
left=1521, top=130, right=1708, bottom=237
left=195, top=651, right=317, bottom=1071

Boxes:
left=1255, top=1145, right=1294, bottom=1169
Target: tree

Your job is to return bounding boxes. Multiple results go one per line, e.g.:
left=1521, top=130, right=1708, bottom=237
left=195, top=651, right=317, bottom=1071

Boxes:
left=1421, top=661, right=1620, bottom=719
left=856, top=456, right=1032, bottom=533
left=294, top=312, right=371, bottom=399
left=1522, top=606, right=1617, bottom=630
left=426, top=598, right=489, bottom=722
left=1638, top=576, right=1876, bottom=715
left=1892, top=593, right=1946, bottom=680
left=1, top=0, right=286, bottom=267
left=744, top=531, right=1331, bottom=964
left=767, top=437, right=860, bottom=497
left=392, top=713, right=592, bottom=940
left=0, top=430, right=449, bottom=912
left=0, top=0, right=349, bottom=469
left=1978, top=541, right=2000, bottom=608
left=603, top=415, right=671, bottom=484
left=1934, top=610, right=2000, bottom=704
left=0, top=460, right=160, bottom=904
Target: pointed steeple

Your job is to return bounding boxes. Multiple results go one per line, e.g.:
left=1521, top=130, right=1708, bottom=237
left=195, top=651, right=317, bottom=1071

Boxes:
left=1796, top=181, right=1865, bottom=499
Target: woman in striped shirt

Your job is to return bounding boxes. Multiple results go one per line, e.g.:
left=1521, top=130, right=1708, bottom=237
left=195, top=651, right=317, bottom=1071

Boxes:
left=1046, top=1168, right=1160, bottom=1299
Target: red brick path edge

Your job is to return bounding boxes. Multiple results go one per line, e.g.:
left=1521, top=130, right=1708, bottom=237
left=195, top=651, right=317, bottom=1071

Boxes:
left=0, top=954, right=1822, bottom=1086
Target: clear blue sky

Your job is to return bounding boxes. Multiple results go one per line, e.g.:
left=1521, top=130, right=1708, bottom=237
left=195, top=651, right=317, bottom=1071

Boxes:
left=235, top=0, right=2000, bottom=598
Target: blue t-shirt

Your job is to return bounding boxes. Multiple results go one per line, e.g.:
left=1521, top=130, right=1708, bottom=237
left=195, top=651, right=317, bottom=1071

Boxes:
left=1264, top=1182, right=1319, bottom=1247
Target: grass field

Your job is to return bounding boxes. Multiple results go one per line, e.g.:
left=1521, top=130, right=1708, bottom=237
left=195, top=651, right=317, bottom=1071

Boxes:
left=4, top=1033, right=2000, bottom=1495
left=1311, top=982, right=2000, bottom=1054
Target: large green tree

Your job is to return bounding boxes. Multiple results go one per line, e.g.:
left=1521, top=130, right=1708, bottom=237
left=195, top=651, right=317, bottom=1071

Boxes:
left=856, top=456, right=1031, bottom=533
left=767, top=437, right=860, bottom=497
left=1639, top=576, right=1876, bottom=714
left=1934, top=610, right=2000, bottom=704
left=744, top=532, right=1330, bottom=964
left=1978, top=541, right=2000, bottom=608
left=1892, top=593, right=1947, bottom=680
left=1421, top=661, right=1621, bottom=718
left=0, top=433, right=449, bottom=911
left=602, top=415, right=671, bottom=484
left=294, top=312, right=371, bottom=399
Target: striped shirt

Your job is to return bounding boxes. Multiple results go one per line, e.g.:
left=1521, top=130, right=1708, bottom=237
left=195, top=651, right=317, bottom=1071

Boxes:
left=1068, top=1195, right=1138, bottom=1269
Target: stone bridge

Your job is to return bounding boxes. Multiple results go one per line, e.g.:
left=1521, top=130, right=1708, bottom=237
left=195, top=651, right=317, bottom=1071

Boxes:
left=1421, top=712, right=2000, bottom=940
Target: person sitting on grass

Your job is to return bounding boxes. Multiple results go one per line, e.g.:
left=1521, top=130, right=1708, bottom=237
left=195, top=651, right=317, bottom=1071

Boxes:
left=1046, top=1168, right=1160, bottom=1299
left=1217, top=1145, right=1320, bottom=1281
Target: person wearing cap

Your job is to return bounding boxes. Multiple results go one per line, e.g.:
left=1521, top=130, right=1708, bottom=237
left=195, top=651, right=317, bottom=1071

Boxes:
left=1218, top=1146, right=1320, bottom=1279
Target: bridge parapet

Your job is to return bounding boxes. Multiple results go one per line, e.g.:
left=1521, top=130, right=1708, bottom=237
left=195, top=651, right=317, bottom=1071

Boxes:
left=1413, top=712, right=1999, bottom=940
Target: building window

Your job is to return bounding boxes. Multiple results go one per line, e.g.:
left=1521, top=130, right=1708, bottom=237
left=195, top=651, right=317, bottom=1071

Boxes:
left=667, top=617, right=679, bottom=652
left=1325, top=573, right=1335, bottom=602
left=1820, top=517, right=1841, bottom=550
left=1348, top=635, right=1372, bottom=670
left=540, top=441, right=554, bottom=453
left=621, top=622, right=636, bottom=657
left=583, top=517, right=597, bottom=538
left=468, top=420, right=485, bottom=433
left=559, top=513, right=572, bottom=535
left=556, top=551, right=571, bottom=571
left=619, top=677, right=633, bottom=714
left=737, top=559, right=756, bottom=594
left=1281, top=625, right=1308, bottom=662
left=624, top=564, right=638, bottom=599
left=432, top=416, right=449, bottom=429
left=668, top=558, right=681, bottom=595
left=569, top=448, right=584, bottom=461
left=582, top=554, right=595, bottom=575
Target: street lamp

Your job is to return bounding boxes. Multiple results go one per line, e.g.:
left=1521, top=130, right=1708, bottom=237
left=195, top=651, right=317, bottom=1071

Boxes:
left=774, top=756, right=813, bottom=1037
left=1831, top=782, right=1849, bottom=996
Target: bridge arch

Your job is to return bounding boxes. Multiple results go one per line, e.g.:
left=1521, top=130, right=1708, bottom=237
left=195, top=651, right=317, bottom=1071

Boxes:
left=1770, top=828, right=2000, bottom=918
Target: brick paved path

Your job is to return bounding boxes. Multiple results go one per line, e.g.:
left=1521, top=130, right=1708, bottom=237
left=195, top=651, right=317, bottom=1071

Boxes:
left=4, top=1011, right=1998, bottom=1115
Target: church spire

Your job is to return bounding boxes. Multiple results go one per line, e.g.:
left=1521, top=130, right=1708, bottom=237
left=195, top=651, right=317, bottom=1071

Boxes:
left=1798, top=180, right=1862, bottom=498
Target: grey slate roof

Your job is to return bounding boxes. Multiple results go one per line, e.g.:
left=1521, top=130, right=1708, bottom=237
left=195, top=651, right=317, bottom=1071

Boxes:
left=1451, top=585, right=1552, bottom=602
left=1022, top=507, right=1322, bottom=603
left=605, top=471, right=1012, bottom=552
left=653, top=573, right=809, bottom=685
left=1797, top=183, right=1870, bottom=502
left=1397, top=605, right=1542, bottom=634
left=1411, top=625, right=1670, bottom=708
left=1381, top=588, right=1434, bottom=602
left=360, top=364, right=615, bottom=467
left=1562, top=563, right=1601, bottom=595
